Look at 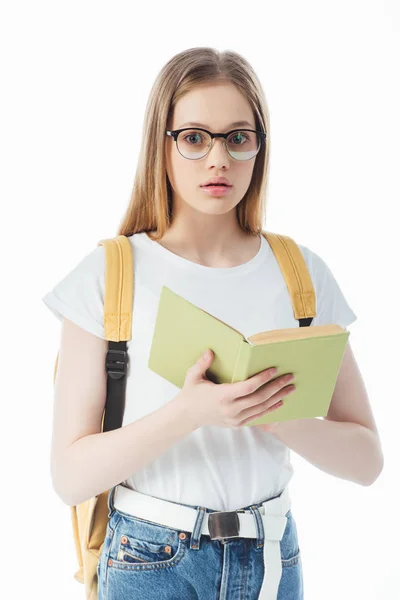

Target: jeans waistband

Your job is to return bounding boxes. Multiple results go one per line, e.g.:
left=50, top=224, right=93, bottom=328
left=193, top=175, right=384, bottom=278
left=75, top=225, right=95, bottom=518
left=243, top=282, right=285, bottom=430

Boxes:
left=107, top=483, right=291, bottom=545
left=106, top=483, right=292, bottom=600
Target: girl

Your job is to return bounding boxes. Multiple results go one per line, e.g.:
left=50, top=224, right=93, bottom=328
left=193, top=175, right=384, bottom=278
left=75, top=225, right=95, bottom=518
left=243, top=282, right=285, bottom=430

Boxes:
left=42, top=47, right=383, bottom=600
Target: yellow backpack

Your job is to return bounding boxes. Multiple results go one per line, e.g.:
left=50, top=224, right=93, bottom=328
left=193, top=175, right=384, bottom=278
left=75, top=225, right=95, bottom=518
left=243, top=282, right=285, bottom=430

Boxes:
left=52, top=231, right=316, bottom=599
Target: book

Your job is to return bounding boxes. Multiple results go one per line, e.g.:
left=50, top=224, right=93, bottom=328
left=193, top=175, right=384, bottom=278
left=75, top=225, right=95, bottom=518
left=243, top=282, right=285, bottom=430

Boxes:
left=148, top=286, right=350, bottom=426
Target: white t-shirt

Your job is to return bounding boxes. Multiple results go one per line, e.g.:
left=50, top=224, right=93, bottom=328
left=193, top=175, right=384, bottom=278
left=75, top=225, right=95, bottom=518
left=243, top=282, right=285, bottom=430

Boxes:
left=42, top=232, right=357, bottom=511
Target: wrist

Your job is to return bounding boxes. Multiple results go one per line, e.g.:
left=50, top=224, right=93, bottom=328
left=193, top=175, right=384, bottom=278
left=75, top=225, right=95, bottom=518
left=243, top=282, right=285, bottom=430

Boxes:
left=265, top=419, right=290, bottom=438
left=169, top=392, right=200, bottom=433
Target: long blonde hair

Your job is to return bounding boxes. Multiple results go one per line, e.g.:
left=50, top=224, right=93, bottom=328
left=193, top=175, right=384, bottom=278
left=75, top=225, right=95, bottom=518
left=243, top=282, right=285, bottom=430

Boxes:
left=117, top=47, right=271, bottom=241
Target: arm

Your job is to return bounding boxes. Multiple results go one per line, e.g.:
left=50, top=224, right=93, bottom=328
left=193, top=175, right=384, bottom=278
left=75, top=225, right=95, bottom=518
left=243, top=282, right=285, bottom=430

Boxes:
left=51, top=319, right=196, bottom=507
left=268, top=342, right=384, bottom=486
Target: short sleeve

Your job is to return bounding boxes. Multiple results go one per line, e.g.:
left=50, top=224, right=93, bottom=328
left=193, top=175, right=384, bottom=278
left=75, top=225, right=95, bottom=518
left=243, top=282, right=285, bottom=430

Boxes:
left=300, top=245, right=358, bottom=329
left=41, top=244, right=106, bottom=339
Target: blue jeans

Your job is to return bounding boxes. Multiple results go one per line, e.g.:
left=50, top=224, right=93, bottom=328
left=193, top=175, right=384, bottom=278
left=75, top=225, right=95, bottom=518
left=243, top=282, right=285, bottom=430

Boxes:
left=97, top=486, right=304, bottom=599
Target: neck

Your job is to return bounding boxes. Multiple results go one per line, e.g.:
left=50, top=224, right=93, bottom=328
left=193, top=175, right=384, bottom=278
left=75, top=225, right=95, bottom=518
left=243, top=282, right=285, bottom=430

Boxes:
left=153, top=214, right=260, bottom=268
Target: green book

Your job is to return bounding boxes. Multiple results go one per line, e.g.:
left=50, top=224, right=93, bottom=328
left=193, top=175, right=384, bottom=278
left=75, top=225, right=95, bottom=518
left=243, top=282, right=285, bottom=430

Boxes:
left=148, top=286, right=350, bottom=426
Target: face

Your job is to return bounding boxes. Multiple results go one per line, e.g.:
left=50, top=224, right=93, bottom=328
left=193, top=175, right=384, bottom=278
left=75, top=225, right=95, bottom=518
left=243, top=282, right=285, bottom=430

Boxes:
left=165, top=81, right=258, bottom=217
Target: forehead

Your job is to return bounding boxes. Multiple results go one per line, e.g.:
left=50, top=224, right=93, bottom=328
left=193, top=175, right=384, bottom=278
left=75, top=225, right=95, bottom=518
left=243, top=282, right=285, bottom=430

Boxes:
left=172, top=82, right=255, bottom=130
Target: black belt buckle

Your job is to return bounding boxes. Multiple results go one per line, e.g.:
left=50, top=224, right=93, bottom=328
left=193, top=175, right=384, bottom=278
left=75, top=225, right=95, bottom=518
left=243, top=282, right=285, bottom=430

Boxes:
left=208, top=511, right=240, bottom=540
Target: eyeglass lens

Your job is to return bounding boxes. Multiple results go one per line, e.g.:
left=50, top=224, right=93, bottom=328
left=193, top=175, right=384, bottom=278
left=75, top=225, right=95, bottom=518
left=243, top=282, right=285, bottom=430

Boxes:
left=177, top=129, right=261, bottom=160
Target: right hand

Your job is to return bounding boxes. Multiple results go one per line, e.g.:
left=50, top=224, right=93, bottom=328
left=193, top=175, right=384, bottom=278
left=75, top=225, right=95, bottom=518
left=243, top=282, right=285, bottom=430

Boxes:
left=174, top=349, right=296, bottom=430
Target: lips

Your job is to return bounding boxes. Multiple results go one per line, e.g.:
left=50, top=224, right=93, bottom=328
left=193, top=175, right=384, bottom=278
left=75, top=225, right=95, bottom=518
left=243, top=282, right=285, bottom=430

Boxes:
left=201, top=176, right=232, bottom=187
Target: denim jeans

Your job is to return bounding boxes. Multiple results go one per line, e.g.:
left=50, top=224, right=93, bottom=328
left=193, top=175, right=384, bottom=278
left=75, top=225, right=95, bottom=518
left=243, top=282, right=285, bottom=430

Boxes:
left=97, top=486, right=304, bottom=599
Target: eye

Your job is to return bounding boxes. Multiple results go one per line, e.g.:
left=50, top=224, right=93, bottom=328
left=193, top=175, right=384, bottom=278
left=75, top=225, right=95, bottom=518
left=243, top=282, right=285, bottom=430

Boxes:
left=182, top=131, right=204, bottom=145
left=229, top=131, right=250, bottom=145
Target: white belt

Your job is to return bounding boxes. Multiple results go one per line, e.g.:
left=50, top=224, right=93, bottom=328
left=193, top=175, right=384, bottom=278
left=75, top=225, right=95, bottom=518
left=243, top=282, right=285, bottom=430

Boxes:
left=112, top=484, right=291, bottom=600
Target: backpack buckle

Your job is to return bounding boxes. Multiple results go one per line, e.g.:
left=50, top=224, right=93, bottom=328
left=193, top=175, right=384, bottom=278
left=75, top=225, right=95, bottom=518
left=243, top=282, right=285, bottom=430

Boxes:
left=106, top=349, right=128, bottom=380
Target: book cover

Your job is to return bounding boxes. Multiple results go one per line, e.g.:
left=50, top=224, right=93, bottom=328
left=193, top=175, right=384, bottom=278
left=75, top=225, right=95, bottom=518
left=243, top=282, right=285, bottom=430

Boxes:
left=148, top=286, right=350, bottom=425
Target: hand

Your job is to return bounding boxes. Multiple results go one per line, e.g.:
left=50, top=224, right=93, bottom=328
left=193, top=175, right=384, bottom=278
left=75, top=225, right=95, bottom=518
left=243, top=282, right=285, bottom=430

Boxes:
left=172, top=348, right=296, bottom=430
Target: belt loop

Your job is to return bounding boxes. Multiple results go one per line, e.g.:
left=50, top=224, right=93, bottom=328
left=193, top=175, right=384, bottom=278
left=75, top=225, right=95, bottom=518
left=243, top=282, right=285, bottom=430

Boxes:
left=249, top=505, right=264, bottom=549
left=190, top=507, right=207, bottom=551
left=107, top=485, right=117, bottom=518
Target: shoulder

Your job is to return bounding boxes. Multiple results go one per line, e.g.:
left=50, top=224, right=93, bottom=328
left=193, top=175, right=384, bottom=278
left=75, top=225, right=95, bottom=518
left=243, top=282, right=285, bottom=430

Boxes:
left=264, top=234, right=326, bottom=279
left=47, top=243, right=106, bottom=291
left=295, top=241, right=357, bottom=328
left=295, top=241, right=337, bottom=286
left=294, top=240, right=338, bottom=292
left=41, top=243, right=107, bottom=339
left=296, top=242, right=325, bottom=273
left=74, top=243, right=106, bottom=274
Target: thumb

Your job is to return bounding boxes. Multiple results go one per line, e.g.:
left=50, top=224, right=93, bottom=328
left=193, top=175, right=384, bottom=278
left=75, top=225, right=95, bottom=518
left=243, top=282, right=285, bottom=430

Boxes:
left=186, top=349, right=214, bottom=381
left=201, top=348, right=214, bottom=364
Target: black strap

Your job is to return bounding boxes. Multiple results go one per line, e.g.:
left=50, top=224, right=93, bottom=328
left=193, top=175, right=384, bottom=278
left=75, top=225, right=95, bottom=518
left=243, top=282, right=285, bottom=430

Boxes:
left=103, top=340, right=129, bottom=432
left=299, top=317, right=313, bottom=327
left=102, top=315, right=313, bottom=432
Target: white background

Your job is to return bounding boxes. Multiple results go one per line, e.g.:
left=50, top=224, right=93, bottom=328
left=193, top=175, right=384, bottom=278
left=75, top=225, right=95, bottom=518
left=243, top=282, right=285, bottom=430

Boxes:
left=1, top=1, right=399, bottom=598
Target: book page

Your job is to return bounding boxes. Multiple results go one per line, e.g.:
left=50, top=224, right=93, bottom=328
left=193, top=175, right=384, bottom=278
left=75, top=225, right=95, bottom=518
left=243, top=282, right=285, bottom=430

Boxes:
left=246, top=324, right=344, bottom=345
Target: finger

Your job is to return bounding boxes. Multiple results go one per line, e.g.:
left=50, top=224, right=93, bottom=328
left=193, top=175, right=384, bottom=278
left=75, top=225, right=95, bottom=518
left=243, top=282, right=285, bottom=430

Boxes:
left=238, top=399, right=284, bottom=427
left=226, top=368, right=278, bottom=401
left=237, top=385, right=295, bottom=420
left=234, top=375, right=295, bottom=412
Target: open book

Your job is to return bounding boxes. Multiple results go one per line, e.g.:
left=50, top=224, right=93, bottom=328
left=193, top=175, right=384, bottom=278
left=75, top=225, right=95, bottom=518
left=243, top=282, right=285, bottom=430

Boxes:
left=148, top=286, right=350, bottom=426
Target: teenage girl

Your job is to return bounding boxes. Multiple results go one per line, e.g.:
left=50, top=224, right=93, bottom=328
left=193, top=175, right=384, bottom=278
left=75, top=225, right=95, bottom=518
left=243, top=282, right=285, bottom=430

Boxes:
left=42, top=47, right=383, bottom=600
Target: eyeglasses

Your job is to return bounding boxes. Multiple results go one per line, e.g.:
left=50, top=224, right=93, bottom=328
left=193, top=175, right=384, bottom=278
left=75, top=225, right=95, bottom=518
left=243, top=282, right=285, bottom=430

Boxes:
left=165, top=127, right=267, bottom=161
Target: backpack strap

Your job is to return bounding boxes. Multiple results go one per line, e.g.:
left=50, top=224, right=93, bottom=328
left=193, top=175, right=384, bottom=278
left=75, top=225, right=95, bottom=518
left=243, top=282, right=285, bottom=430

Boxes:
left=97, top=234, right=134, bottom=341
left=52, top=235, right=135, bottom=385
left=262, top=231, right=316, bottom=325
left=97, top=234, right=134, bottom=432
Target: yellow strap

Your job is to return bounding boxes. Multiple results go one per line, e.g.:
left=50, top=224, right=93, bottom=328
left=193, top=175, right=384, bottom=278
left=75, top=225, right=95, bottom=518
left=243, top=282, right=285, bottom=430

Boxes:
left=262, top=231, right=316, bottom=319
left=52, top=231, right=313, bottom=381
left=97, top=235, right=134, bottom=341
left=96, top=232, right=314, bottom=336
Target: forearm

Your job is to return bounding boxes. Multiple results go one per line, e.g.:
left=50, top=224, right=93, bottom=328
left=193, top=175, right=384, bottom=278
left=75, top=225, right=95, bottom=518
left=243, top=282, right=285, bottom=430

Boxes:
left=271, top=418, right=384, bottom=486
left=55, top=394, right=196, bottom=506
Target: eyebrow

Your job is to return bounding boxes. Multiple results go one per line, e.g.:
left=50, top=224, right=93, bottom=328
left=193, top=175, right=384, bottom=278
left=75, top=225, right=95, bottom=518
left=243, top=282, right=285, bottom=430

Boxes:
left=176, top=120, right=254, bottom=130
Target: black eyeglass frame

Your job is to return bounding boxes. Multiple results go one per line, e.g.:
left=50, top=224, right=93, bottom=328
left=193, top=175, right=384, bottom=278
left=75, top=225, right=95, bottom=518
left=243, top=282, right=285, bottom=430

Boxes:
left=165, top=127, right=267, bottom=161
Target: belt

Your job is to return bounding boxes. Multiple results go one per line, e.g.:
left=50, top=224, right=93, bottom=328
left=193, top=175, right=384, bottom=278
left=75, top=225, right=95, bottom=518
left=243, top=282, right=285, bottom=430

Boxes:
left=112, top=484, right=291, bottom=600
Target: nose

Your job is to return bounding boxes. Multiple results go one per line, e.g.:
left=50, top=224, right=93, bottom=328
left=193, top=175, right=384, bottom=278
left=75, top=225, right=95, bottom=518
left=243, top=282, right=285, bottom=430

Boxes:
left=206, top=136, right=230, bottom=165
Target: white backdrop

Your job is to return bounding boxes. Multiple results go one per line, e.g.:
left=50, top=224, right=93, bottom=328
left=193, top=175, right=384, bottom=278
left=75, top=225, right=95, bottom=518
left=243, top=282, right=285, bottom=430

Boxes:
left=1, top=1, right=398, bottom=598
